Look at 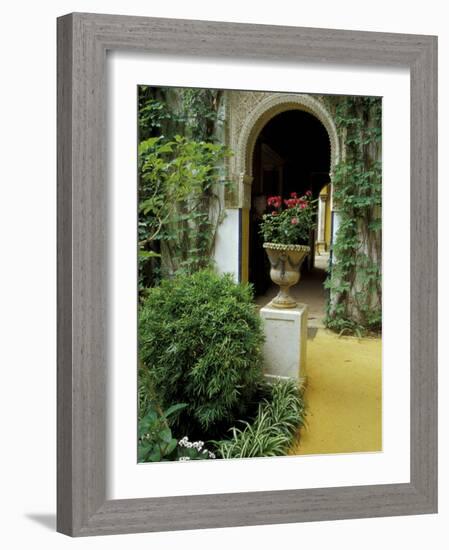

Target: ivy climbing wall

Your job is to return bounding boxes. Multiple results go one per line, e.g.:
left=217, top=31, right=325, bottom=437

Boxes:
left=323, top=96, right=382, bottom=333
left=138, top=86, right=230, bottom=292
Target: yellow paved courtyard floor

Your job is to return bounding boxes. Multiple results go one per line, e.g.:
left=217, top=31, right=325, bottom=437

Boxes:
left=290, top=328, right=382, bottom=455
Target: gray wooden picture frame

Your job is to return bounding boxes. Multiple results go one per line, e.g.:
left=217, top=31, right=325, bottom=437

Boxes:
left=57, top=12, right=438, bottom=537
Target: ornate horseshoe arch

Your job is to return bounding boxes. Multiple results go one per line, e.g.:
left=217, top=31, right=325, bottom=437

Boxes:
left=233, top=93, right=340, bottom=208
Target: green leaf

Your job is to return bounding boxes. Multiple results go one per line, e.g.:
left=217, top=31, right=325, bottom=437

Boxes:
left=165, top=438, right=178, bottom=455
left=138, top=442, right=154, bottom=461
left=159, top=427, right=173, bottom=444
left=163, top=403, right=188, bottom=418
left=147, top=447, right=162, bottom=462
left=139, top=250, right=161, bottom=259
left=138, top=136, right=160, bottom=153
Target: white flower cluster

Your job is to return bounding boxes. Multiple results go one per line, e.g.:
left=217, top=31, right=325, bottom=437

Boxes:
left=178, top=436, right=216, bottom=459
left=178, top=436, right=203, bottom=450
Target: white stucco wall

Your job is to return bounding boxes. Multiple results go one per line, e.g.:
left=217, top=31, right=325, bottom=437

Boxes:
left=330, top=211, right=340, bottom=264
left=213, top=208, right=240, bottom=281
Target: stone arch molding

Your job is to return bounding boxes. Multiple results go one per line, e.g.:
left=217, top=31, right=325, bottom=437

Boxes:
left=233, top=93, right=339, bottom=208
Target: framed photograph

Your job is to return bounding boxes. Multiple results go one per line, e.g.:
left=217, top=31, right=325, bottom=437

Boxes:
left=57, top=13, right=437, bottom=536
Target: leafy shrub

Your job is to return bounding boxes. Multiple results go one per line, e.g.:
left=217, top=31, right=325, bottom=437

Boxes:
left=139, top=270, right=265, bottom=437
left=138, top=402, right=217, bottom=462
left=213, top=379, right=306, bottom=459
left=138, top=402, right=187, bottom=462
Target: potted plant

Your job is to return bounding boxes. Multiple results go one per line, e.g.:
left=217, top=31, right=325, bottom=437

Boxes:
left=259, top=191, right=316, bottom=308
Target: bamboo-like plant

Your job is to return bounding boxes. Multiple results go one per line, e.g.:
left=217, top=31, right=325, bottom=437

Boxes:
left=139, top=270, right=265, bottom=438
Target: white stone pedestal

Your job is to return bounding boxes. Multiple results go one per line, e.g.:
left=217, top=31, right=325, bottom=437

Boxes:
left=260, top=303, right=308, bottom=382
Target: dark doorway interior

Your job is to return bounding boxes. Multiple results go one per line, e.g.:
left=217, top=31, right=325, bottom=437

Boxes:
left=249, top=109, right=331, bottom=296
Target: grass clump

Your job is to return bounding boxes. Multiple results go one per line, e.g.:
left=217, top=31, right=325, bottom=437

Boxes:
left=213, top=379, right=306, bottom=459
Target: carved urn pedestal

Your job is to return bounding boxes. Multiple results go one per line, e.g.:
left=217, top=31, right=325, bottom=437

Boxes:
left=262, top=243, right=310, bottom=308
left=260, top=243, right=310, bottom=382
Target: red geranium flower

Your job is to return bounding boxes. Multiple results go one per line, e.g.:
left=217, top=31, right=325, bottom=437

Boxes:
left=267, top=195, right=282, bottom=208
left=285, top=198, right=300, bottom=208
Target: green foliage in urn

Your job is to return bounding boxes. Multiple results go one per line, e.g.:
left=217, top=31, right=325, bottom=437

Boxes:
left=323, top=96, right=382, bottom=334
left=259, top=192, right=316, bottom=245
left=213, top=379, right=306, bottom=459
left=139, top=270, right=265, bottom=438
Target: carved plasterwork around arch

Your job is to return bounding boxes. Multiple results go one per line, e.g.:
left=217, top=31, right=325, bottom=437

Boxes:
left=225, top=92, right=339, bottom=208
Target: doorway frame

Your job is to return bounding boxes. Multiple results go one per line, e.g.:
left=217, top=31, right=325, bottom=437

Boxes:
left=232, top=93, right=340, bottom=282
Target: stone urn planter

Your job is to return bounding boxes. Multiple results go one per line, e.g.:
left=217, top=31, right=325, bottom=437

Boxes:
left=263, top=243, right=310, bottom=308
